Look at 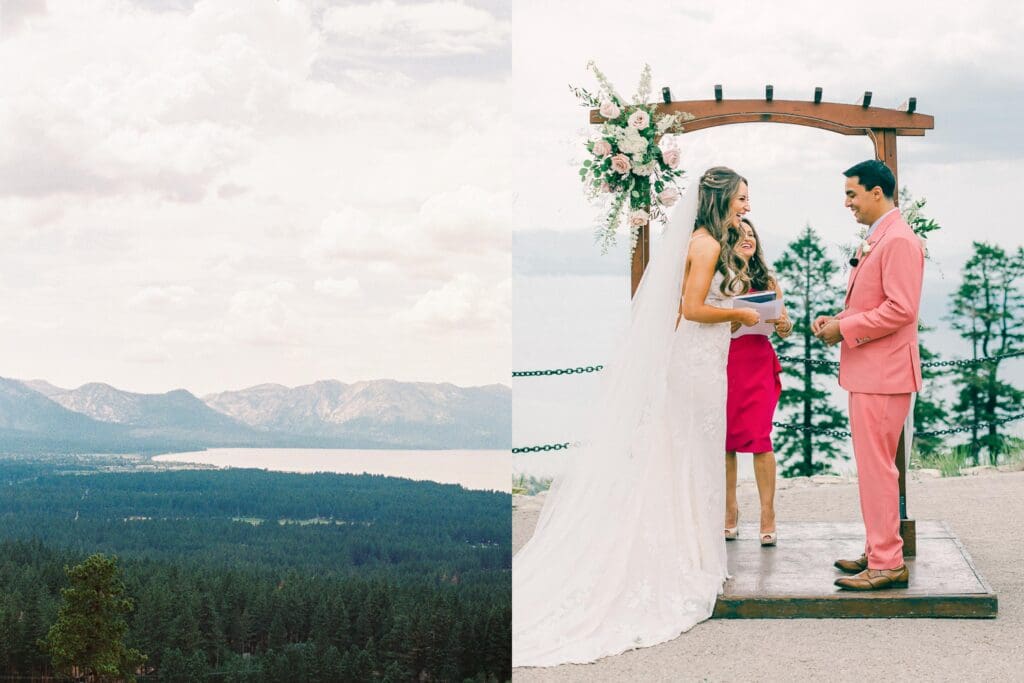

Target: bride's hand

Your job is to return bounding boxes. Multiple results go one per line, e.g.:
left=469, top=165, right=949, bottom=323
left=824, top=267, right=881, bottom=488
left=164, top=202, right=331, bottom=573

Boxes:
left=734, top=308, right=759, bottom=327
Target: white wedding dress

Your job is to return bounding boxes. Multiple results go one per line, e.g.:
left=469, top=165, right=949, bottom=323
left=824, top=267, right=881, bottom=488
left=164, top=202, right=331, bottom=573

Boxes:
left=513, top=179, right=732, bottom=667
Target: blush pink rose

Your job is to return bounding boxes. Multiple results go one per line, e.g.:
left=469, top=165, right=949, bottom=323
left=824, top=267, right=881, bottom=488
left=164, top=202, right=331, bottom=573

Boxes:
left=629, top=209, right=650, bottom=226
left=661, top=148, right=680, bottom=168
left=592, top=139, right=612, bottom=157
left=600, top=182, right=613, bottom=193
left=658, top=187, right=680, bottom=206
left=628, top=109, right=650, bottom=130
left=599, top=100, right=621, bottom=118
left=610, top=154, right=631, bottom=175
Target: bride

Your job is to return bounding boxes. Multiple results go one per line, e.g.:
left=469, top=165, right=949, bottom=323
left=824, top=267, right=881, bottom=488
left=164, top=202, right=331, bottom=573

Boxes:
left=513, top=166, right=757, bottom=667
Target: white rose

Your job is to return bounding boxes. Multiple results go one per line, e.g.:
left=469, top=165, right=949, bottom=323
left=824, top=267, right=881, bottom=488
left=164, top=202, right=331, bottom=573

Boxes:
left=658, top=187, right=680, bottom=206
left=629, top=209, right=650, bottom=226
left=599, top=100, right=621, bottom=118
left=618, top=128, right=648, bottom=155
left=628, top=109, right=650, bottom=130
left=632, top=161, right=656, bottom=177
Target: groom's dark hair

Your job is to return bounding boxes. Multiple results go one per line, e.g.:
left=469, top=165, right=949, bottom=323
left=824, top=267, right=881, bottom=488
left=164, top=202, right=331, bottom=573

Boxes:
left=843, top=160, right=896, bottom=199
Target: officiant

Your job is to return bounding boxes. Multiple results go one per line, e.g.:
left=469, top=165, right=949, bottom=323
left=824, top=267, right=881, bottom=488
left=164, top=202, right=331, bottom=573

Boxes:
left=724, top=217, right=792, bottom=547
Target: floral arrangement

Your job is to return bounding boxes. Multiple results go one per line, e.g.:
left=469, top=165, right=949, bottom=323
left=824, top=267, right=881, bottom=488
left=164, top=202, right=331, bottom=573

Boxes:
left=572, top=62, right=694, bottom=255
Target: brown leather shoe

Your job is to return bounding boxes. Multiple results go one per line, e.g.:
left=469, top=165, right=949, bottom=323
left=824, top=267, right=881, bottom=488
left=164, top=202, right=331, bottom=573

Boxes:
left=834, top=554, right=868, bottom=574
left=834, top=565, right=909, bottom=591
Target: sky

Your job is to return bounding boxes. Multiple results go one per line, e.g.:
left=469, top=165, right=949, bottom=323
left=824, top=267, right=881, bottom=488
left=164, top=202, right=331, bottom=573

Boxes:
left=510, top=0, right=1024, bottom=460
left=2, top=0, right=1022, bottom=430
left=0, top=0, right=512, bottom=395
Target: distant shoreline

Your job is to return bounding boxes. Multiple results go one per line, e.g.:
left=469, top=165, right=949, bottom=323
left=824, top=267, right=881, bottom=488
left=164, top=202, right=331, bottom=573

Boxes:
left=154, top=447, right=511, bottom=493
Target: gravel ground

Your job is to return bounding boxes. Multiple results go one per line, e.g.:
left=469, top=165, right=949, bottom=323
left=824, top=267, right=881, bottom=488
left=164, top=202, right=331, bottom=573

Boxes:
left=512, top=466, right=1024, bottom=682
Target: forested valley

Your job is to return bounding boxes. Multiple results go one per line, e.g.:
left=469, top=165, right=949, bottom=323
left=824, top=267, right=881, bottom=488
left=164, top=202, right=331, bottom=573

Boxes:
left=0, top=458, right=511, bottom=681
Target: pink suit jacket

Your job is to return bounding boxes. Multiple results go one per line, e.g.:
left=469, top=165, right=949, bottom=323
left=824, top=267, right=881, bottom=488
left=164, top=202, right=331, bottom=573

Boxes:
left=835, top=210, right=924, bottom=394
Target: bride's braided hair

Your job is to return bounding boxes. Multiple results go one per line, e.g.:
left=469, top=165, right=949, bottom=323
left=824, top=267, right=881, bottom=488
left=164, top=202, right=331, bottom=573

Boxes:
left=695, top=167, right=750, bottom=296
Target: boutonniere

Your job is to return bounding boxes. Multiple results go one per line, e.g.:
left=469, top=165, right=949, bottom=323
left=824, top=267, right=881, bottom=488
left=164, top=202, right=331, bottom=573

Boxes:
left=849, top=228, right=872, bottom=267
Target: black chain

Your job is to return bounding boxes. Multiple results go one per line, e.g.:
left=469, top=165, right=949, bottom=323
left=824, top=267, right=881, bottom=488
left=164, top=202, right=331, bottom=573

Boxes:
left=775, top=355, right=840, bottom=368
left=515, top=413, right=1024, bottom=453
left=918, top=349, right=1024, bottom=368
left=916, top=413, right=1024, bottom=437
left=514, top=349, right=1023, bottom=377
left=513, top=366, right=604, bottom=377
left=772, top=422, right=851, bottom=438
left=511, top=443, right=573, bottom=454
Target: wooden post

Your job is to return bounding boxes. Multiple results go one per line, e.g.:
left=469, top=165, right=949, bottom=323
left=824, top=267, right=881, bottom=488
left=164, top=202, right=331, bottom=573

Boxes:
left=630, top=222, right=650, bottom=298
left=872, top=128, right=916, bottom=556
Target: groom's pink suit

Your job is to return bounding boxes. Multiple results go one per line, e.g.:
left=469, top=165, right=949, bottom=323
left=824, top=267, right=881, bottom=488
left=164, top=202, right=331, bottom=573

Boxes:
left=835, top=209, right=924, bottom=570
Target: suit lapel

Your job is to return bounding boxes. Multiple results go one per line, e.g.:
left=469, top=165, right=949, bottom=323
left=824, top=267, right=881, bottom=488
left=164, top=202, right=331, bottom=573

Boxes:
left=844, top=210, right=901, bottom=306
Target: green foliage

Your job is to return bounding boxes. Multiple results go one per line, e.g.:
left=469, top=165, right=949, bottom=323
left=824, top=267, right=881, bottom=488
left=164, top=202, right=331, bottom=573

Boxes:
left=0, top=460, right=511, bottom=682
left=912, top=443, right=970, bottom=477
left=772, top=224, right=850, bottom=476
left=899, top=187, right=942, bottom=241
left=945, top=242, right=1024, bottom=464
left=41, top=553, right=146, bottom=682
left=512, top=474, right=552, bottom=496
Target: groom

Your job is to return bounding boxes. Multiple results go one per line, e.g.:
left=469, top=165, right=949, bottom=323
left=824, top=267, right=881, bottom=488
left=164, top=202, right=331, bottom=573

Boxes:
left=812, top=159, right=924, bottom=591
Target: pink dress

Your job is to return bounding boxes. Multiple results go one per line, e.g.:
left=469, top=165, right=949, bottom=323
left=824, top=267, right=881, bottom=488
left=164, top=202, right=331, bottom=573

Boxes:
left=725, top=319, right=782, bottom=453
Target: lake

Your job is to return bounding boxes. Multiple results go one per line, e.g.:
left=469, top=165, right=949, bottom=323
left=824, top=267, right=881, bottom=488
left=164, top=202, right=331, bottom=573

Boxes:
left=153, top=448, right=511, bottom=493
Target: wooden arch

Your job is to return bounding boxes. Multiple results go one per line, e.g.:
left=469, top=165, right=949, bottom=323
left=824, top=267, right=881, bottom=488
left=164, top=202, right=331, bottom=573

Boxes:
left=591, top=85, right=935, bottom=554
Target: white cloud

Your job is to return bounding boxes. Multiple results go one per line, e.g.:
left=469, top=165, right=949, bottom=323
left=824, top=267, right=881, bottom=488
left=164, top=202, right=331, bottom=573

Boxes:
left=322, top=1, right=509, bottom=57
left=397, top=272, right=509, bottom=331
left=0, top=0, right=513, bottom=394
left=122, top=341, right=171, bottom=364
left=225, top=284, right=299, bottom=347
left=314, top=276, right=362, bottom=299
left=417, top=185, right=512, bottom=252
left=128, top=285, right=197, bottom=311
left=305, top=206, right=401, bottom=265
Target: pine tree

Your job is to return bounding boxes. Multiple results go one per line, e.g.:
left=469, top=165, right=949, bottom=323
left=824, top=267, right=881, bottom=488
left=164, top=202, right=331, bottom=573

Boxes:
left=772, top=224, right=850, bottom=476
left=158, top=648, right=187, bottom=683
left=946, top=242, right=1024, bottom=463
left=42, top=554, right=146, bottom=682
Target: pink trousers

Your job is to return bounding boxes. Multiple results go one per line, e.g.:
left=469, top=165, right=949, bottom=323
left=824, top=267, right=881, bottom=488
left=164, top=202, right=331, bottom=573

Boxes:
left=848, top=392, right=911, bottom=570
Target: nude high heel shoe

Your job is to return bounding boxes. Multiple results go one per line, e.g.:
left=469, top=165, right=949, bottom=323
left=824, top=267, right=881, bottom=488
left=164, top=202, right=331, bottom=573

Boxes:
left=724, top=512, right=739, bottom=541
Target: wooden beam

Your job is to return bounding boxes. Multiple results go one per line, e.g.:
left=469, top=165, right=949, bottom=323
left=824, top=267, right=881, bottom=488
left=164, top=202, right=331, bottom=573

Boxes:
left=591, top=99, right=934, bottom=134
left=630, top=223, right=650, bottom=297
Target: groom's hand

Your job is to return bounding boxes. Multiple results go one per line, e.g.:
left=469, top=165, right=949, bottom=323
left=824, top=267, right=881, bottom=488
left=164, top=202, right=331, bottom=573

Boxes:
left=811, top=315, right=833, bottom=335
left=817, top=319, right=843, bottom=346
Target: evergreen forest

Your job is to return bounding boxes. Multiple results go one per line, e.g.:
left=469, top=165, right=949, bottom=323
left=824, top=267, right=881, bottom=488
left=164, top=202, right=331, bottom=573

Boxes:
left=0, top=457, right=511, bottom=682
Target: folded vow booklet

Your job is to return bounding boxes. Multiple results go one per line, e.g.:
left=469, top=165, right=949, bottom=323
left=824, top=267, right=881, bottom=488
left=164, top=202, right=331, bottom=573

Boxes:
left=731, top=291, right=782, bottom=338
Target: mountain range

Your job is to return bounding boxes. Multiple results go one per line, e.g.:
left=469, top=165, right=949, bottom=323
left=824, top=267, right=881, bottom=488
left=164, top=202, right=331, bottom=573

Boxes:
left=0, top=377, right=510, bottom=453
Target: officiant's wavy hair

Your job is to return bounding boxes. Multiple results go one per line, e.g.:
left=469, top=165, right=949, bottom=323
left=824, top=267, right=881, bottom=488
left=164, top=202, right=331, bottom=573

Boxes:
left=735, top=217, right=775, bottom=292
left=695, top=166, right=749, bottom=296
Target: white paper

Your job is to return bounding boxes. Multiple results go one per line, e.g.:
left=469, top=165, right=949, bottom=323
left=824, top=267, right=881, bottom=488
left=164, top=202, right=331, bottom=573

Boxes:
left=731, top=292, right=782, bottom=338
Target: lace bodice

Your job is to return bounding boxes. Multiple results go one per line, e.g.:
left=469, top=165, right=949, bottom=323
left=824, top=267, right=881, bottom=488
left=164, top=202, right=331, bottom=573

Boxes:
left=704, top=271, right=735, bottom=306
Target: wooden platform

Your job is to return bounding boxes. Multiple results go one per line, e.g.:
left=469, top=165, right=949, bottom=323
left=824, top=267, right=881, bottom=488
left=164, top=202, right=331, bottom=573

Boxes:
left=712, top=521, right=997, bottom=619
